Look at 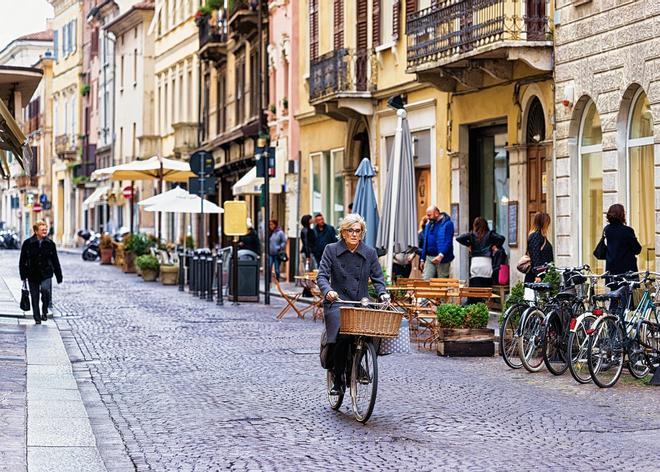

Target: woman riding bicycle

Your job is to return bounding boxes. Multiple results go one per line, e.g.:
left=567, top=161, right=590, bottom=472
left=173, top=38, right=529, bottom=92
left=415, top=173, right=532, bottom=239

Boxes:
left=316, top=213, right=389, bottom=396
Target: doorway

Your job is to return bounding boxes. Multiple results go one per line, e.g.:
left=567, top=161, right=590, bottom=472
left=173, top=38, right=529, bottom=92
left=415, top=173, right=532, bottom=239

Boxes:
left=468, top=125, right=509, bottom=236
left=526, top=96, right=547, bottom=229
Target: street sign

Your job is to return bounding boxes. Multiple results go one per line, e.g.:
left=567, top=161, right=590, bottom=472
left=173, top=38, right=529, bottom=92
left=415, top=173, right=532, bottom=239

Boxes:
left=123, top=185, right=134, bottom=199
left=190, top=150, right=214, bottom=176
left=223, top=201, right=248, bottom=236
left=43, top=202, right=52, bottom=211
left=189, top=176, right=216, bottom=196
left=39, top=194, right=48, bottom=204
left=33, top=202, right=42, bottom=213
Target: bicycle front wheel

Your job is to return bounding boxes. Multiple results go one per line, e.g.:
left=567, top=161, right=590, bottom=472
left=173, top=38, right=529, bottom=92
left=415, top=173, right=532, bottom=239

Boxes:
left=326, top=370, right=344, bottom=410
left=568, top=314, right=596, bottom=384
left=588, top=317, right=625, bottom=388
left=543, top=311, right=569, bottom=375
left=350, top=340, right=378, bottom=423
left=500, top=304, right=524, bottom=369
left=518, top=308, right=546, bottom=372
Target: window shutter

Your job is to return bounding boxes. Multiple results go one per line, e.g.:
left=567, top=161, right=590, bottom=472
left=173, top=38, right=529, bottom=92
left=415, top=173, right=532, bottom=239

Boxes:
left=53, top=30, right=58, bottom=60
left=310, top=0, right=319, bottom=61
left=392, top=0, right=400, bottom=41
left=333, top=0, right=343, bottom=50
left=372, top=0, right=381, bottom=47
left=71, top=20, right=77, bottom=53
left=356, top=0, right=367, bottom=50
left=405, top=0, right=417, bottom=20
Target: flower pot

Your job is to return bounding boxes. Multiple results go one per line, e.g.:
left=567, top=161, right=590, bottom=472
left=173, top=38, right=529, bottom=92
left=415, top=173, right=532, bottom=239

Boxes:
left=123, top=251, right=136, bottom=273
left=114, top=244, right=125, bottom=267
left=100, top=248, right=113, bottom=265
left=159, top=264, right=179, bottom=285
left=142, top=268, right=157, bottom=282
left=436, top=328, right=495, bottom=357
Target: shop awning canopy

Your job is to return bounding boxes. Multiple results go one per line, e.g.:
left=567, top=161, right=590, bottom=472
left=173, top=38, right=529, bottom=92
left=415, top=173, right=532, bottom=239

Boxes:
left=0, top=98, right=28, bottom=178
left=91, top=156, right=195, bottom=182
left=232, top=167, right=283, bottom=196
left=83, top=186, right=112, bottom=209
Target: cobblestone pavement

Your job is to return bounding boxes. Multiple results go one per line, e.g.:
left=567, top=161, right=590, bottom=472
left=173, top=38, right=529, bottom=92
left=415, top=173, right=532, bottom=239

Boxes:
left=16, top=252, right=660, bottom=471
left=0, top=324, right=26, bottom=471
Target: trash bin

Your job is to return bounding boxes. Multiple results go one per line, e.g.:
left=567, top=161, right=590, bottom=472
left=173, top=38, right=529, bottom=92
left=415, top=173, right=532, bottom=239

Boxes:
left=228, top=258, right=260, bottom=302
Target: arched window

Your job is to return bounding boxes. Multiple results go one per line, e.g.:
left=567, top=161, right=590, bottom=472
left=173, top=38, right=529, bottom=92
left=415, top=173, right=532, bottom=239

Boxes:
left=579, top=101, right=603, bottom=270
left=627, top=90, right=655, bottom=271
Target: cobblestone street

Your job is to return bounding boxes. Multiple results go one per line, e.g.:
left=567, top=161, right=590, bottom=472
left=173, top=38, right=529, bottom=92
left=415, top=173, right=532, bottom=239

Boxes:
left=8, top=252, right=660, bottom=471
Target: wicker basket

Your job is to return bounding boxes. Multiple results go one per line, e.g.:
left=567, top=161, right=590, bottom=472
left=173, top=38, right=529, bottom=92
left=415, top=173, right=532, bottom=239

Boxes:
left=339, top=307, right=403, bottom=338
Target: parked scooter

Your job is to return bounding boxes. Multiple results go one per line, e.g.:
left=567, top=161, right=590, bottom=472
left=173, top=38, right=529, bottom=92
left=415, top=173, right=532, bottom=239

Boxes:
left=0, top=229, right=20, bottom=249
left=77, top=229, right=100, bottom=261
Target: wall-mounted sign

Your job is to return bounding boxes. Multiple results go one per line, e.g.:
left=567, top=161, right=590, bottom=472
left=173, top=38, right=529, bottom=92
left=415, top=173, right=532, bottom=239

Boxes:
left=508, top=201, right=519, bottom=247
left=450, top=203, right=459, bottom=235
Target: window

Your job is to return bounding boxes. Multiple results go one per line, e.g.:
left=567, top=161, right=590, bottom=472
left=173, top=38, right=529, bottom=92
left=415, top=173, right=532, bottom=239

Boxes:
left=579, top=101, right=603, bottom=271
left=202, top=71, right=210, bottom=141
left=157, top=84, right=162, bottom=135
left=53, top=30, right=59, bottom=60
left=120, top=55, right=125, bottom=90
left=627, top=90, right=655, bottom=271
left=119, top=126, right=124, bottom=163
left=235, top=54, right=245, bottom=124
left=133, top=48, right=138, bottom=85
left=310, top=150, right=345, bottom=227
left=53, top=100, right=58, bottom=136
left=249, top=48, right=259, bottom=118
left=164, top=82, right=169, bottom=130
left=132, top=122, right=136, bottom=159
left=309, top=0, right=319, bottom=60
left=187, top=68, right=193, bottom=121
left=216, top=68, right=226, bottom=134
left=332, top=150, right=345, bottom=225
left=171, top=76, right=176, bottom=124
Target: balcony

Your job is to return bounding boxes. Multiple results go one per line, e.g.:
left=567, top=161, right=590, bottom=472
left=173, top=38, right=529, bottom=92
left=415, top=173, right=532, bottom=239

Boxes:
left=172, top=122, right=198, bottom=156
left=54, top=134, right=77, bottom=160
left=16, top=174, right=37, bottom=189
left=228, top=0, right=258, bottom=38
left=137, top=135, right=160, bottom=159
left=309, top=48, right=376, bottom=120
left=406, top=0, right=553, bottom=91
left=198, top=15, right=227, bottom=62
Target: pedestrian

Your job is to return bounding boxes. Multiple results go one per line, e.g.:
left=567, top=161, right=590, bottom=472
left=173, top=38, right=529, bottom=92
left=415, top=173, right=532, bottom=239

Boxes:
left=18, top=220, right=63, bottom=324
left=524, top=212, right=554, bottom=284
left=456, top=217, right=505, bottom=289
left=312, top=213, right=337, bottom=266
left=300, top=214, right=316, bottom=272
left=268, top=219, right=287, bottom=281
left=392, top=251, right=414, bottom=280
left=238, top=218, right=260, bottom=256
left=415, top=216, right=428, bottom=272
left=420, top=206, right=455, bottom=280
left=316, top=213, right=389, bottom=395
left=598, top=203, right=642, bottom=273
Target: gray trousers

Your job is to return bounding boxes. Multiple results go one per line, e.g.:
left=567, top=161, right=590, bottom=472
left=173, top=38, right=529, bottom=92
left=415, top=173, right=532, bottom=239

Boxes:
left=28, top=278, right=52, bottom=320
left=422, top=261, right=451, bottom=280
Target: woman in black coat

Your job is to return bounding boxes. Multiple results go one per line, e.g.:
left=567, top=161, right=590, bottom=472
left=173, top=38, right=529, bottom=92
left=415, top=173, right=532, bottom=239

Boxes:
left=299, top=214, right=316, bottom=271
left=601, top=204, right=642, bottom=275
left=317, top=213, right=387, bottom=394
left=525, top=212, right=554, bottom=284
left=456, top=217, right=505, bottom=289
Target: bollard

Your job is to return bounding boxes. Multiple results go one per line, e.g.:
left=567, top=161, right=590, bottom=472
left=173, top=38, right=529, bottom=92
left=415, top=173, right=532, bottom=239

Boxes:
left=191, top=251, right=199, bottom=296
left=217, top=256, right=224, bottom=306
left=201, top=253, right=211, bottom=299
left=198, top=253, right=206, bottom=299
left=178, top=250, right=185, bottom=292
left=207, top=255, right=215, bottom=302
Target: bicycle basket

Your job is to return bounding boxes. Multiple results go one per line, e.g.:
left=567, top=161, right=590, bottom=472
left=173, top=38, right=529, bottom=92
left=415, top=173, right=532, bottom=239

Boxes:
left=339, top=307, right=403, bottom=338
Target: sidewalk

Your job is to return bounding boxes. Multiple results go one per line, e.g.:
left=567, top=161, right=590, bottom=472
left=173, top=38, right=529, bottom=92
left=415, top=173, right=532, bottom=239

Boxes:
left=0, top=270, right=106, bottom=472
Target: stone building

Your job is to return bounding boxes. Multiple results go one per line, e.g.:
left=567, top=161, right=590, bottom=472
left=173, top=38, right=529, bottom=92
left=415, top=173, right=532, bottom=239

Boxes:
left=554, top=0, right=660, bottom=272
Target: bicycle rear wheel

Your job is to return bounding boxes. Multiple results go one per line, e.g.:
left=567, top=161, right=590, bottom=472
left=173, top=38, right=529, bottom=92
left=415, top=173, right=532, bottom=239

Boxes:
left=326, top=370, right=344, bottom=410
left=543, top=311, right=569, bottom=375
left=588, top=317, right=625, bottom=388
left=628, top=339, right=650, bottom=379
left=350, top=340, right=378, bottom=423
left=518, top=308, right=546, bottom=372
left=500, top=304, right=524, bottom=369
left=568, top=314, right=596, bottom=384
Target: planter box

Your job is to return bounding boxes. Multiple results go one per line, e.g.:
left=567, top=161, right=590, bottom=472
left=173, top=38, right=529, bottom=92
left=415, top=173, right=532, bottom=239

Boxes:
left=123, top=251, right=136, bottom=273
left=142, top=268, right=157, bottom=282
left=100, top=248, right=113, bottom=265
left=159, top=265, right=178, bottom=285
left=436, top=328, right=495, bottom=357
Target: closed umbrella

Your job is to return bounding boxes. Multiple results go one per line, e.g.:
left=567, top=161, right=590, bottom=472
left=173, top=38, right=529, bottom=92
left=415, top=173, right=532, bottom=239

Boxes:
left=376, top=109, right=418, bottom=274
left=352, top=158, right=379, bottom=248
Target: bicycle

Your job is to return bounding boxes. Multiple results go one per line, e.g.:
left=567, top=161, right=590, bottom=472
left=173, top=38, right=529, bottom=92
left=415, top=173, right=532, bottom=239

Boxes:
left=587, top=272, right=660, bottom=388
left=325, top=298, right=403, bottom=423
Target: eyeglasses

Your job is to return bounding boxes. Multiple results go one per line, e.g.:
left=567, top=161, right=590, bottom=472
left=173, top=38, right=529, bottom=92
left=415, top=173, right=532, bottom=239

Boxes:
left=344, top=228, right=362, bottom=235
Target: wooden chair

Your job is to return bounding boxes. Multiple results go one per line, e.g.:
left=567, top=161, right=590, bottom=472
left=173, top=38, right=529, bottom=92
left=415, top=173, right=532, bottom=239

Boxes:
left=273, top=269, right=305, bottom=321
left=300, top=273, right=324, bottom=321
left=491, top=284, right=509, bottom=311
left=458, top=287, right=494, bottom=306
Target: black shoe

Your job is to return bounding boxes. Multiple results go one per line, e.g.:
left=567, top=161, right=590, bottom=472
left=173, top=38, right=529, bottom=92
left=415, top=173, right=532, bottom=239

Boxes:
left=41, top=314, right=48, bottom=321
left=329, top=383, right=344, bottom=396
left=34, top=318, right=41, bottom=324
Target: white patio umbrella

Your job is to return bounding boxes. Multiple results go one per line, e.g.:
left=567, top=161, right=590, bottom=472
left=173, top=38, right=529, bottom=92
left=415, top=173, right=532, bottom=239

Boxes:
left=137, top=186, right=188, bottom=207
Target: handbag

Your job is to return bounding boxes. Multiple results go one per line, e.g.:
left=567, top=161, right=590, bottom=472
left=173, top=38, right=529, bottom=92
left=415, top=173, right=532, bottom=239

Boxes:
left=498, top=264, right=510, bottom=285
left=593, top=230, right=607, bottom=260
left=379, top=318, right=411, bottom=355
left=277, top=250, right=288, bottom=262
left=516, top=254, right=531, bottom=274
left=20, top=281, right=30, bottom=312
left=319, top=330, right=332, bottom=369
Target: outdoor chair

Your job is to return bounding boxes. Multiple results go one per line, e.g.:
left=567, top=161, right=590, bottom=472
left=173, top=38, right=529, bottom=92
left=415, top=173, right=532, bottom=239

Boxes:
left=273, top=269, right=305, bottom=321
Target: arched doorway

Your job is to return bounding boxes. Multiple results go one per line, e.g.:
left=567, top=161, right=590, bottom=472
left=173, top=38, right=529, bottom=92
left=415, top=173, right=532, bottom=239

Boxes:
left=627, top=89, right=655, bottom=271
left=526, top=97, right=546, bottom=230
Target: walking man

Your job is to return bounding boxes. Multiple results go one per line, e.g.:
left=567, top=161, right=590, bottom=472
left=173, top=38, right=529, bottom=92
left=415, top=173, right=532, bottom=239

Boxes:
left=420, top=206, right=455, bottom=279
left=19, top=220, right=63, bottom=324
left=312, top=213, right=338, bottom=266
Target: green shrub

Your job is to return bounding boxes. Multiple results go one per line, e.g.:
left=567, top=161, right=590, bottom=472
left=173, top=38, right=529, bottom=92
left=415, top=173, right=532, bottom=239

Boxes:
left=464, top=303, right=490, bottom=329
left=136, top=254, right=159, bottom=272
left=504, top=281, right=525, bottom=311
left=544, top=265, right=561, bottom=296
left=125, top=234, right=151, bottom=256
left=436, top=304, right=465, bottom=328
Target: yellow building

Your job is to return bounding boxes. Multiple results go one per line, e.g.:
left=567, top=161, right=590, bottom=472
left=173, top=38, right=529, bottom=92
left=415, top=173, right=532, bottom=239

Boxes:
left=49, top=0, right=85, bottom=246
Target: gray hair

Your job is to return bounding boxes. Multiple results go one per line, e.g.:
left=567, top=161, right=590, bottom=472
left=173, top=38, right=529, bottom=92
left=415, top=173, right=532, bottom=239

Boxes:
left=338, top=213, right=367, bottom=241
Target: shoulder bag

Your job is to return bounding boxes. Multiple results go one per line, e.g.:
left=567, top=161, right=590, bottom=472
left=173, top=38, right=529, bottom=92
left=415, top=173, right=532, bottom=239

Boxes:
left=516, top=254, right=531, bottom=274
left=593, top=230, right=607, bottom=260
left=20, top=281, right=30, bottom=312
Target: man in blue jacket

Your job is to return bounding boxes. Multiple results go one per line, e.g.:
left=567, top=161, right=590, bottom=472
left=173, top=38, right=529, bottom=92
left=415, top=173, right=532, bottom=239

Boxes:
left=420, top=206, right=455, bottom=279
left=312, top=213, right=338, bottom=265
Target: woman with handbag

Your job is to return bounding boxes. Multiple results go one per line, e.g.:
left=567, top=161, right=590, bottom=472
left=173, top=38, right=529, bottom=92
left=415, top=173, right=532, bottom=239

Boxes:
left=522, top=212, right=554, bottom=284
left=268, top=219, right=287, bottom=282
left=456, top=217, right=505, bottom=291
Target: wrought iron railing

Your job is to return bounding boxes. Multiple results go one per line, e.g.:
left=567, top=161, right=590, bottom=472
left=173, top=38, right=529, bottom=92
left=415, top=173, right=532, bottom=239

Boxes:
left=309, top=48, right=374, bottom=102
left=198, top=15, right=227, bottom=49
left=407, top=0, right=551, bottom=68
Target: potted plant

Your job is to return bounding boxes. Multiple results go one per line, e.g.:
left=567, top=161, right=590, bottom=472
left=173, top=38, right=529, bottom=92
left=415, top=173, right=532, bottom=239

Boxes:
left=123, top=234, right=149, bottom=273
left=99, top=234, right=114, bottom=264
left=136, top=254, right=159, bottom=282
left=159, top=262, right=178, bottom=285
left=436, top=303, right=494, bottom=357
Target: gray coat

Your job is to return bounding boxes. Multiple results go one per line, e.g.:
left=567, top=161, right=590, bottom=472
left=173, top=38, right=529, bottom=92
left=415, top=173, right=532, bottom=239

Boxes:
left=316, top=240, right=387, bottom=343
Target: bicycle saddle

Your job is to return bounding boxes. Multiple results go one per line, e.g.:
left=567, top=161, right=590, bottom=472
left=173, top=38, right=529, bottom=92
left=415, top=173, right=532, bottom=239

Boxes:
left=592, top=286, right=627, bottom=302
left=524, top=282, right=551, bottom=292
left=555, top=291, right=577, bottom=301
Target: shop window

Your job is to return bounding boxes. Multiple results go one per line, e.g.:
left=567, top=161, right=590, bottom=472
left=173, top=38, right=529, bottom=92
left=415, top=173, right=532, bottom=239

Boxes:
left=627, top=90, right=655, bottom=271
left=579, top=101, right=603, bottom=271
left=310, top=150, right=345, bottom=226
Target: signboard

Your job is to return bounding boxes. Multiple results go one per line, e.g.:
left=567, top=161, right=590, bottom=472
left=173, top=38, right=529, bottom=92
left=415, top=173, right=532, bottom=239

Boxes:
left=450, top=203, right=459, bottom=235
left=123, top=185, right=134, bottom=199
left=508, top=201, right=518, bottom=247
left=223, top=201, right=248, bottom=236
left=190, top=150, right=214, bottom=176
left=32, top=202, right=42, bottom=213
left=39, top=194, right=48, bottom=204
left=189, top=176, right=216, bottom=196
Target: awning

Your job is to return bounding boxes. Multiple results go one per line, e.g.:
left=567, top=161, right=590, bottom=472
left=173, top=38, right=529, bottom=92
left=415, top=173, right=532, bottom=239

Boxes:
left=232, top=167, right=283, bottom=196
left=0, top=98, right=28, bottom=175
left=83, top=186, right=111, bottom=209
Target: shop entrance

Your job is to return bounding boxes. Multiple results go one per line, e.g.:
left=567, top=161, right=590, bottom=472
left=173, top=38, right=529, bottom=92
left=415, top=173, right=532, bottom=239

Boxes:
left=468, top=125, right=509, bottom=237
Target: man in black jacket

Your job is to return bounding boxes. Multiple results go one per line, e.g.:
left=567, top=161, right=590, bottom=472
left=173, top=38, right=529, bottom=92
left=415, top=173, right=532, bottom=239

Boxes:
left=19, top=220, right=63, bottom=324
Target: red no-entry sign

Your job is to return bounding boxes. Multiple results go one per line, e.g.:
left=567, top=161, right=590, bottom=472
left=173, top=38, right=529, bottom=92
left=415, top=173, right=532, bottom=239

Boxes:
left=123, top=186, right=134, bottom=199
left=33, top=202, right=42, bottom=213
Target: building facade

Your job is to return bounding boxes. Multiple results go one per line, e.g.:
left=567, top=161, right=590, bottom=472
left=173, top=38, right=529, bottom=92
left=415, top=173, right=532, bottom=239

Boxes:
left=554, top=0, right=660, bottom=272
